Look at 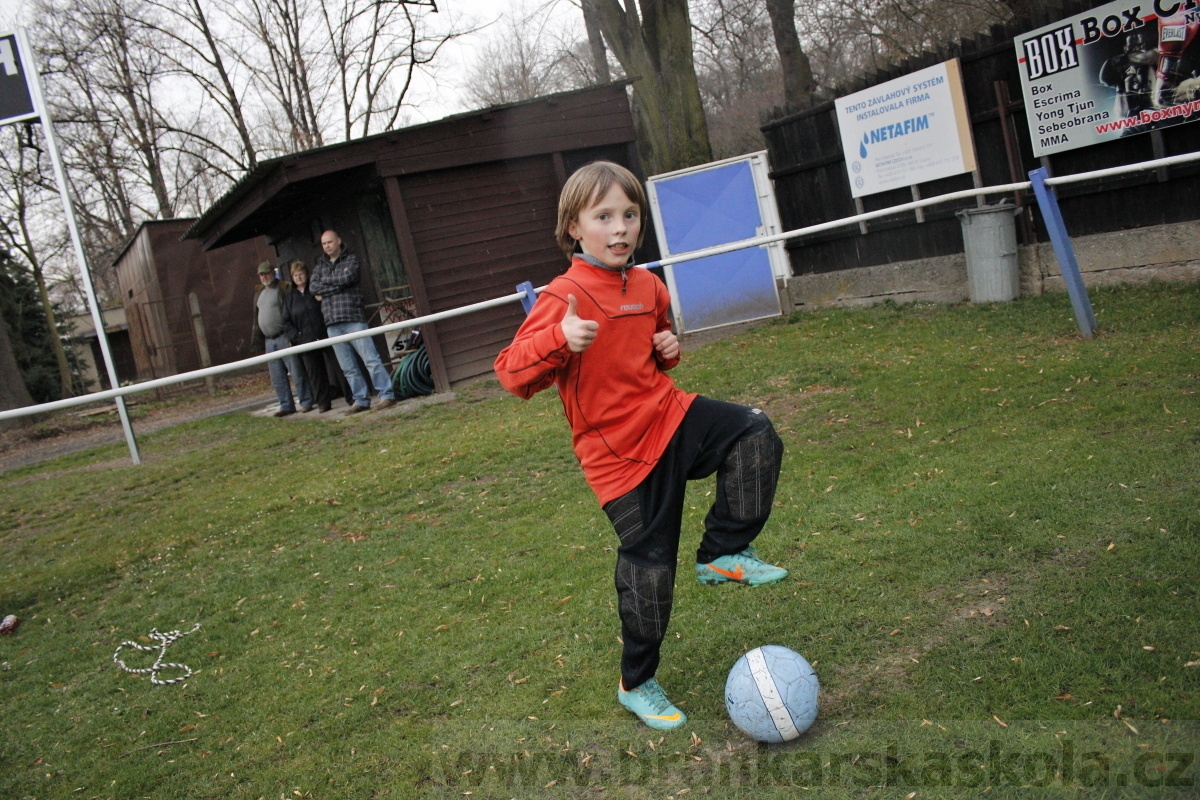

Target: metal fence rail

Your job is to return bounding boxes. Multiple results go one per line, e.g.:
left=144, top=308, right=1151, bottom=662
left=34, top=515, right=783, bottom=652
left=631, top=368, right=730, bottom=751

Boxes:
left=3, top=149, right=1197, bottom=437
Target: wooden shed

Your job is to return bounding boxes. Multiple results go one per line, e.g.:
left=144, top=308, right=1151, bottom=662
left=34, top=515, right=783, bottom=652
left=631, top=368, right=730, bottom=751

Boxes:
left=184, top=82, right=649, bottom=392
left=112, top=219, right=274, bottom=381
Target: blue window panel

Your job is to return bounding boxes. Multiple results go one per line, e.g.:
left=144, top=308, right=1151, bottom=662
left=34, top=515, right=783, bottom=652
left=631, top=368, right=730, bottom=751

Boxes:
left=656, top=162, right=760, bottom=253
left=671, top=248, right=779, bottom=332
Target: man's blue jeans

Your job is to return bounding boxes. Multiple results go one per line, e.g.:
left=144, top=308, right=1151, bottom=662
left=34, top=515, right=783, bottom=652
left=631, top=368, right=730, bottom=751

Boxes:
left=266, top=334, right=312, bottom=412
left=326, top=322, right=395, bottom=408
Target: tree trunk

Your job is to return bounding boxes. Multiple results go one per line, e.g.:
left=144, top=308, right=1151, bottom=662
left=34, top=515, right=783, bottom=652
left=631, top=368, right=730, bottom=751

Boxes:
left=589, top=0, right=713, bottom=175
left=0, top=311, right=35, bottom=425
left=12, top=173, right=75, bottom=399
left=30, top=261, right=75, bottom=399
left=187, top=0, right=258, bottom=169
left=764, top=0, right=814, bottom=107
left=581, top=0, right=611, bottom=84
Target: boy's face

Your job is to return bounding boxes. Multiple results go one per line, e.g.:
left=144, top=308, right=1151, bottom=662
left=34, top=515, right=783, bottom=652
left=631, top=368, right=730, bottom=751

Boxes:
left=568, top=183, right=641, bottom=269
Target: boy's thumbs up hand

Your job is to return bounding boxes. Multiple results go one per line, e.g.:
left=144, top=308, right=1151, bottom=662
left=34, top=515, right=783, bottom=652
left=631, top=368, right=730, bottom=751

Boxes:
left=561, top=294, right=599, bottom=353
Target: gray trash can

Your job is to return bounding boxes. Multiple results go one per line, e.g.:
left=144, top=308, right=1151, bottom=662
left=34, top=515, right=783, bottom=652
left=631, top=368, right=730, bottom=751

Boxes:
left=957, top=202, right=1020, bottom=303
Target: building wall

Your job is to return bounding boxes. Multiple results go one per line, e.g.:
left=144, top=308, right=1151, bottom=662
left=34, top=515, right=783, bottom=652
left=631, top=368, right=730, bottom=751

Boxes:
left=114, top=220, right=273, bottom=381
left=395, top=155, right=566, bottom=385
left=115, top=229, right=175, bottom=380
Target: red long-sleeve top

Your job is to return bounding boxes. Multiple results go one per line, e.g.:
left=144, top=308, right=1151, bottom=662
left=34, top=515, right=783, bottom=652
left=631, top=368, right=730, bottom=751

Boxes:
left=494, top=258, right=695, bottom=505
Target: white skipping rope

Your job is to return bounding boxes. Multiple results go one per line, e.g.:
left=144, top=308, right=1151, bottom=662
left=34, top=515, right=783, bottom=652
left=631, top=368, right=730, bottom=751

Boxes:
left=112, top=623, right=201, bottom=686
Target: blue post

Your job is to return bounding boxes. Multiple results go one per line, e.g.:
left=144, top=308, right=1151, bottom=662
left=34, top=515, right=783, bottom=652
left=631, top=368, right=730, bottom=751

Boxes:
left=516, top=281, right=538, bottom=315
left=1028, top=167, right=1097, bottom=339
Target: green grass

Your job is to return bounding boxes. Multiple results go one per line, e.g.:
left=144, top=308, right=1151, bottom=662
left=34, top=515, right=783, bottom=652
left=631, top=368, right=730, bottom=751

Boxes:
left=1, top=283, right=1198, bottom=799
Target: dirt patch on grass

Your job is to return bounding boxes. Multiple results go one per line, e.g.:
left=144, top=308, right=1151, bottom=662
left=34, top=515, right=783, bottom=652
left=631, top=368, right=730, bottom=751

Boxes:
left=823, top=576, right=1014, bottom=717
left=440, top=476, right=497, bottom=493
left=820, top=635, right=949, bottom=718
left=746, top=384, right=849, bottom=424
left=0, top=453, right=168, bottom=487
left=926, top=575, right=1011, bottom=627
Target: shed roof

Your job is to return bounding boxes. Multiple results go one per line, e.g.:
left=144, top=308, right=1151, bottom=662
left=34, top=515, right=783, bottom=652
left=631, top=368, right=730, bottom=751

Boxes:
left=184, top=82, right=635, bottom=250
left=110, top=218, right=197, bottom=269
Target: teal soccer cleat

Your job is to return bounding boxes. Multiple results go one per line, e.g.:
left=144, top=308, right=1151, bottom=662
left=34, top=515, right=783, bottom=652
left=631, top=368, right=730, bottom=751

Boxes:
left=619, top=678, right=687, bottom=730
left=696, top=546, right=788, bottom=586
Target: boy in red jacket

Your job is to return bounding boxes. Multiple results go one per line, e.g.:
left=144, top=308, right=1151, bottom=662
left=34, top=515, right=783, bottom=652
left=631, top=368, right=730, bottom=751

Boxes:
left=494, top=162, right=787, bottom=730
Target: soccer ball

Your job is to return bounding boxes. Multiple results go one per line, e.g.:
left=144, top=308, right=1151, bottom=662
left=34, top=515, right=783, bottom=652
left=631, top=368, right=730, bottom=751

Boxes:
left=725, top=645, right=819, bottom=743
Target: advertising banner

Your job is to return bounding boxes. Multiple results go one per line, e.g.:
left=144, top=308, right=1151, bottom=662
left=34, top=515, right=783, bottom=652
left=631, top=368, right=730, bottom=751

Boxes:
left=1015, top=0, right=1200, bottom=157
left=834, top=59, right=977, bottom=198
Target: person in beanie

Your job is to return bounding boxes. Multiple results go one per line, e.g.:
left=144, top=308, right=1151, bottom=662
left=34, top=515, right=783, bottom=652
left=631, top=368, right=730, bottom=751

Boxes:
left=251, top=261, right=313, bottom=417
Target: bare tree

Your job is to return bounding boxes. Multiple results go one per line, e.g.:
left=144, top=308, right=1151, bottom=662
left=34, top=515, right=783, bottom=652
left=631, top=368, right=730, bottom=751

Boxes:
left=580, top=0, right=611, bottom=84
left=319, top=0, right=463, bottom=140
left=0, top=302, right=36, bottom=418
left=0, top=128, right=76, bottom=399
left=231, top=0, right=327, bottom=151
left=35, top=0, right=181, bottom=228
left=690, top=0, right=783, bottom=156
left=463, top=0, right=591, bottom=107
left=585, top=0, right=713, bottom=174
left=140, top=0, right=261, bottom=170
left=763, top=0, right=813, bottom=106
left=801, top=0, right=1011, bottom=91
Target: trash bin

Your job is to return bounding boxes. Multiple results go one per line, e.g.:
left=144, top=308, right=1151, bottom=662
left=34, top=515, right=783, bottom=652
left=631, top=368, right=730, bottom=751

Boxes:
left=957, top=202, right=1020, bottom=303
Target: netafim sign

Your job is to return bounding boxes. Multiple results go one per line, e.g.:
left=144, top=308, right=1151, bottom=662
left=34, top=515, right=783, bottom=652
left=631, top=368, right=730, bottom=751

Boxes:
left=834, top=59, right=977, bottom=198
left=1015, top=0, right=1200, bottom=156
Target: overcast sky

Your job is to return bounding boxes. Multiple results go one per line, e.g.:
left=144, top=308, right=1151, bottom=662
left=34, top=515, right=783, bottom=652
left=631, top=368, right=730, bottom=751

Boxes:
left=420, top=0, right=584, bottom=120
left=0, top=0, right=586, bottom=124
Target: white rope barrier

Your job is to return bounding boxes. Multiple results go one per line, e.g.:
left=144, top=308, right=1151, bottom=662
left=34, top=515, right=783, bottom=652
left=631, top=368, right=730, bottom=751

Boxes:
left=3, top=149, right=1196, bottom=425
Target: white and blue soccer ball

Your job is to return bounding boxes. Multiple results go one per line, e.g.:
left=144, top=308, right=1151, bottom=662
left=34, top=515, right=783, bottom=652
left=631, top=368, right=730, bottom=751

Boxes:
left=725, top=645, right=819, bottom=743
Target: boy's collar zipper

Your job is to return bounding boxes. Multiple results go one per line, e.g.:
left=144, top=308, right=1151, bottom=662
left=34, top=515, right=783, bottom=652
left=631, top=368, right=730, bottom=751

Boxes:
left=578, top=253, right=630, bottom=294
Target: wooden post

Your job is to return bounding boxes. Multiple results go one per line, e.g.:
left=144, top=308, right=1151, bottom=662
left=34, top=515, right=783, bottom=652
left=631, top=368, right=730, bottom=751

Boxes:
left=188, top=293, right=216, bottom=395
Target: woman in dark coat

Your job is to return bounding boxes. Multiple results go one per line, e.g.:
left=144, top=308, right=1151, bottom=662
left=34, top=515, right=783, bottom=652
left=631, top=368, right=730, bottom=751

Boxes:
left=283, top=259, right=336, bottom=412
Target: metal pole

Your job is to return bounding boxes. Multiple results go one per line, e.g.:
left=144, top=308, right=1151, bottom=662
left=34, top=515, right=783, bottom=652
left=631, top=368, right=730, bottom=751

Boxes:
left=16, top=28, right=140, bottom=463
left=1028, top=167, right=1097, bottom=339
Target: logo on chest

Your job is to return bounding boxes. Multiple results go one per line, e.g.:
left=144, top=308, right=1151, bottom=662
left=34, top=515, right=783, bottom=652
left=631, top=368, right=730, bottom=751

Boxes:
left=619, top=303, right=645, bottom=312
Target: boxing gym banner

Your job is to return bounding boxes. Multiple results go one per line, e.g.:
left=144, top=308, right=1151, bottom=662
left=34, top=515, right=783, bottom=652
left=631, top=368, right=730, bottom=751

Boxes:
left=1015, top=0, right=1200, bottom=156
left=834, top=59, right=977, bottom=198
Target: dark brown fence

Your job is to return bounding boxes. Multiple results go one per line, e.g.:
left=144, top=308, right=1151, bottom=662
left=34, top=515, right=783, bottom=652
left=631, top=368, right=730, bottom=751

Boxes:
left=761, top=2, right=1200, bottom=277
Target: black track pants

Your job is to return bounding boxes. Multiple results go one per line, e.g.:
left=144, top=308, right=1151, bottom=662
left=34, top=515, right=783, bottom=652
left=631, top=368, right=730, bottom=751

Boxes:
left=602, top=396, right=784, bottom=690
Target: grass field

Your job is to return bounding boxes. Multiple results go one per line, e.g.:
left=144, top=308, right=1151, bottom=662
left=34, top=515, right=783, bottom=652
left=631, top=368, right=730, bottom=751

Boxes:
left=1, top=283, right=1198, bottom=799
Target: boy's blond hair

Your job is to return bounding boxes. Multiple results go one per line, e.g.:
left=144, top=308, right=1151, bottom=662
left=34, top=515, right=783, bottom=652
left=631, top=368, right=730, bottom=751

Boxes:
left=555, top=161, right=648, bottom=258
